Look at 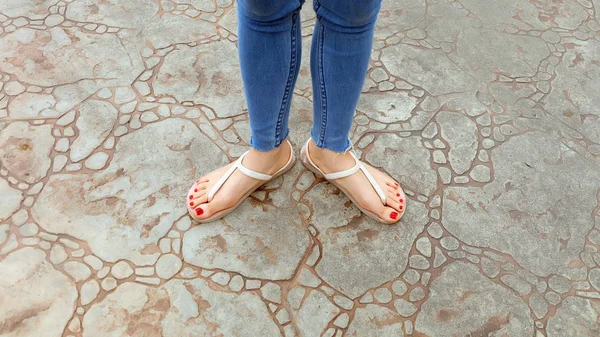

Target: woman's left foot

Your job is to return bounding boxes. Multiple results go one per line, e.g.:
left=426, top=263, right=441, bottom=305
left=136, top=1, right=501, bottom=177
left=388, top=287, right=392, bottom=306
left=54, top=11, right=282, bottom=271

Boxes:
left=306, top=139, right=406, bottom=224
left=186, top=140, right=294, bottom=223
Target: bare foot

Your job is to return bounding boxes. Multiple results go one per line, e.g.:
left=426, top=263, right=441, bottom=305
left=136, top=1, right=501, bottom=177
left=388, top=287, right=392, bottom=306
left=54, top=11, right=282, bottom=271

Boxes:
left=187, top=140, right=293, bottom=221
left=306, top=139, right=406, bottom=223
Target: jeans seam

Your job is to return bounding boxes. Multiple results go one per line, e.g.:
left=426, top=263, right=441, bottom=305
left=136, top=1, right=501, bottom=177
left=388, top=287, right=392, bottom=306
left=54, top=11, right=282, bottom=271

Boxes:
left=275, top=11, right=298, bottom=145
left=317, top=21, right=328, bottom=147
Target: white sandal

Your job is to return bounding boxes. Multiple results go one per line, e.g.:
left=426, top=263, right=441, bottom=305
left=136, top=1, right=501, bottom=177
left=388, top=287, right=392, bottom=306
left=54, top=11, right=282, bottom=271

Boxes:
left=300, top=139, right=404, bottom=224
left=187, top=140, right=296, bottom=223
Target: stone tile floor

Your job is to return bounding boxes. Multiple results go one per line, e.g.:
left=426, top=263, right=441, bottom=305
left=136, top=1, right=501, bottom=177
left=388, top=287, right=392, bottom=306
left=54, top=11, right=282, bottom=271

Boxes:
left=1, top=0, right=600, bottom=336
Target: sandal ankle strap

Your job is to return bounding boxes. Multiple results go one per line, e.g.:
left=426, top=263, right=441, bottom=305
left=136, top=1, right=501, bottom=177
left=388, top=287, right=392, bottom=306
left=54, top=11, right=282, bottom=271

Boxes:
left=304, top=139, right=387, bottom=204
left=208, top=140, right=294, bottom=202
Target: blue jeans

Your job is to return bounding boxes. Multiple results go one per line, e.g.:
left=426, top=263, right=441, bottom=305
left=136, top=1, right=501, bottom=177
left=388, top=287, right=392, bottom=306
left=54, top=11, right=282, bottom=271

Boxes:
left=238, top=0, right=382, bottom=152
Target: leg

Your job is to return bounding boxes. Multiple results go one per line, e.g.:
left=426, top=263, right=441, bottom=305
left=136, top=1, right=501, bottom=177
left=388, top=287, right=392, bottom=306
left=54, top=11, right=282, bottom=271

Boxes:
left=238, top=0, right=303, bottom=151
left=306, top=0, right=407, bottom=223
left=310, top=0, right=381, bottom=152
left=186, top=0, right=303, bottom=221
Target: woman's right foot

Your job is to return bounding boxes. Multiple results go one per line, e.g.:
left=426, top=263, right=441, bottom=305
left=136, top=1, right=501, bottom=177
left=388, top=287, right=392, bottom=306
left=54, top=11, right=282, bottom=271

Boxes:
left=187, top=140, right=293, bottom=221
left=304, top=139, right=406, bottom=224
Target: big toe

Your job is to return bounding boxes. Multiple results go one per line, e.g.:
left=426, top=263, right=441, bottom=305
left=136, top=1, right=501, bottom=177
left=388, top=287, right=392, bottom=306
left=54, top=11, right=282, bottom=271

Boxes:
left=190, top=196, right=235, bottom=221
left=190, top=204, right=209, bottom=220
left=380, top=205, right=403, bottom=224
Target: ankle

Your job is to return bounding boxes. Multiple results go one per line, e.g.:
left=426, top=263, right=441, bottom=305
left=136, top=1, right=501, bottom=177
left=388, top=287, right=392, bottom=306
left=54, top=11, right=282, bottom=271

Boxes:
left=308, top=139, right=354, bottom=171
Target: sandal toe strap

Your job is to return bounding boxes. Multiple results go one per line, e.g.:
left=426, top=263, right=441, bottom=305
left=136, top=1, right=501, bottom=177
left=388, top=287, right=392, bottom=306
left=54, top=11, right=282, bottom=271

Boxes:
left=358, top=164, right=387, bottom=204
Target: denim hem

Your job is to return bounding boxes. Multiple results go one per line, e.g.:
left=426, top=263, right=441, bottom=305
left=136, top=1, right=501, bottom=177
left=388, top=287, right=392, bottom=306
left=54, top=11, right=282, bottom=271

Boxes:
left=310, top=132, right=351, bottom=153
left=250, top=130, right=290, bottom=152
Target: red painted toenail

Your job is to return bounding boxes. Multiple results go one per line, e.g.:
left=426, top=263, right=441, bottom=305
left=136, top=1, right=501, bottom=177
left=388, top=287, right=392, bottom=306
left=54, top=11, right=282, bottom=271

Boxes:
left=194, top=189, right=198, bottom=192
left=189, top=202, right=194, bottom=206
left=195, top=208, right=204, bottom=216
left=189, top=195, right=193, bottom=200
left=399, top=205, right=404, bottom=210
left=395, top=182, right=398, bottom=186
left=390, top=212, right=398, bottom=220
left=396, top=193, right=400, bottom=197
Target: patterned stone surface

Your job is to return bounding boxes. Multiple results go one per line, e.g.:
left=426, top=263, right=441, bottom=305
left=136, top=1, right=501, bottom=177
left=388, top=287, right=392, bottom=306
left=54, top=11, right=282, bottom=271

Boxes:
left=183, top=200, right=310, bottom=280
left=0, top=122, right=53, bottom=183
left=69, top=99, right=118, bottom=162
left=459, top=0, right=588, bottom=30
left=347, top=304, right=404, bottom=336
left=66, top=0, right=160, bottom=29
left=1, top=0, right=600, bottom=335
left=443, top=132, right=600, bottom=277
left=543, top=40, right=600, bottom=143
left=32, top=119, right=226, bottom=265
left=141, top=14, right=218, bottom=49
left=308, top=183, right=428, bottom=298
left=0, top=178, right=22, bottom=221
left=381, top=44, right=478, bottom=96
left=0, top=28, right=143, bottom=87
left=436, top=111, right=478, bottom=175
left=358, top=91, right=419, bottom=123
left=456, top=29, right=550, bottom=78
left=152, top=41, right=244, bottom=116
left=0, top=248, right=77, bottom=337
left=0, top=0, right=57, bottom=19
left=293, top=290, right=340, bottom=337
left=415, top=262, right=534, bottom=336
left=7, top=92, right=57, bottom=119
left=547, top=297, right=600, bottom=337
left=366, top=135, right=437, bottom=197
left=82, top=279, right=281, bottom=337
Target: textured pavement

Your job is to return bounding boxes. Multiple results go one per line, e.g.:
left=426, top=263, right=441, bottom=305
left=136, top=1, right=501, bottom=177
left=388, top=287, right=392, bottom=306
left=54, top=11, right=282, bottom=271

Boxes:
left=1, top=0, right=600, bottom=336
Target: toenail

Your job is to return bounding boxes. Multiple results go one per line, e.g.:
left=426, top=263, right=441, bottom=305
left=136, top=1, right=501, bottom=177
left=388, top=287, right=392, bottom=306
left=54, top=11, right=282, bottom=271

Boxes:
left=390, top=212, right=398, bottom=220
left=400, top=199, right=404, bottom=203
left=189, top=195, right=193, bottom=200
left=396, top=193, right=400, bottom=197
left=195, top=208, right=204, bottom=216
left=189, top=202, right=194, bottom=206
left=395, top=182, right=398, bottom=186
left=399, top=205, right=404, bottom=210
left=194, top=189, right=198, bottom=192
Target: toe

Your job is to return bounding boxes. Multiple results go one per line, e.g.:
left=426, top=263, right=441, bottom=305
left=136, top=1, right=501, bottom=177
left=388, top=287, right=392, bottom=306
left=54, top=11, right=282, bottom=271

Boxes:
left=193, top=181, right=209, bottom=195
left=397, top=188, right=406, bottom=205
left=386, top=180, right=399, bottom=189
left=188, top=183, right=208, bottom=201
left=195, top=177, right=209, bottom=185
left=189, top=194, right=208, bottom=209
left=388, top=182, right=406, bottom=204
left=191, top=187, right=207, bottom=199
left=386, top=198, right=405, bottom=214
left=387, top=189, right=404, bottom=204
left=195, top=179, right=210, bottom=188
left=380, top=205, right=402, bottom=224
